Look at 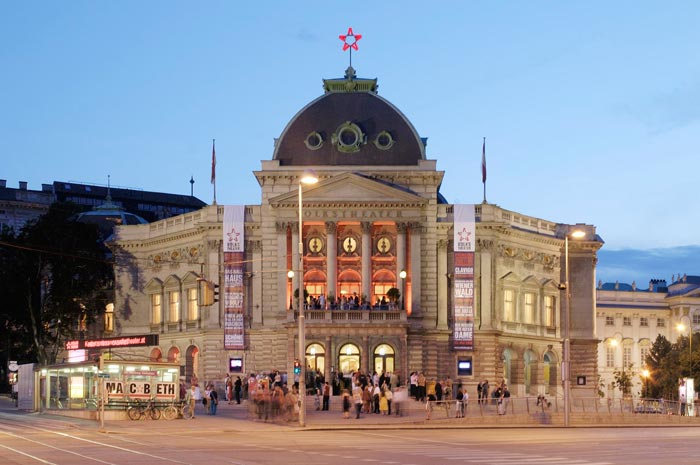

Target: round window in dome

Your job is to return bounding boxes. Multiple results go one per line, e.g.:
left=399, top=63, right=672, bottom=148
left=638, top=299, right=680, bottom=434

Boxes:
left=304, top=131, right=324, bottom=150
left=334, top=122, right=364, bottom=153
left=373, top=131, right=394, bottom=150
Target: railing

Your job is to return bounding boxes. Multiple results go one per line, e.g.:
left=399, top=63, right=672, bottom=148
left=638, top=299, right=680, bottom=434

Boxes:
left=291, top=309, right=406, bottom=323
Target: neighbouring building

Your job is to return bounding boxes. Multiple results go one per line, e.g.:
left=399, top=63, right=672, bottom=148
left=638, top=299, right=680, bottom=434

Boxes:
left=596, top=274, right=700, bottom=399
left=109, top=66, right=604, bottom=400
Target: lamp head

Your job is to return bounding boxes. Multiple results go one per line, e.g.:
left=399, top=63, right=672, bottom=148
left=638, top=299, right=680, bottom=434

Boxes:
left=300, top=169, right=318, bottom=185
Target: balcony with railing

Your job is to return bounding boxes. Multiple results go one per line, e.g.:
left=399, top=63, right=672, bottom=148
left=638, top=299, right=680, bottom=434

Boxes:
left=288, top=307, right=407, bottom=324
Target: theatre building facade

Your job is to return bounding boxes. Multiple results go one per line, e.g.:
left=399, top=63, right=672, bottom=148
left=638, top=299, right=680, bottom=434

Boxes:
left=110, top=67, right=603, bottom=398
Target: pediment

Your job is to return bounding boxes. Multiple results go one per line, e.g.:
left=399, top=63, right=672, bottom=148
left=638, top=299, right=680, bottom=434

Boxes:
left=499, top=271, right=522, bottom=283
left=269, top=172, right=427, bottom=207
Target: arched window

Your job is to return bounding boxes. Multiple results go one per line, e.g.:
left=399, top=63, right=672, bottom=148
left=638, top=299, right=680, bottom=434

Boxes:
left=338, top=343, right=360, bottom=376
left=524, top=350, right=536, bottom=394
left=167, top=346, right=180, bottom=363
left=373, top=343, right=395, bottom=376
left=306, top=343, right=325, bottom=376
left=149, top=348, right=162, bottom=362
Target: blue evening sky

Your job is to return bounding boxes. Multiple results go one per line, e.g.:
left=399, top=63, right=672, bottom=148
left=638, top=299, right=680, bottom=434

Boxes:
left=2, top=1, right=698, bottom=284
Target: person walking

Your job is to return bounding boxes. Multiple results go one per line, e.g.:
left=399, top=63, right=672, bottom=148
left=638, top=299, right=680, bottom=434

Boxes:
left=209, top=384, right=219, bottom=415
left=234, top=376, right=242, bottom=404
left=342, top=389, right=351, bottom=419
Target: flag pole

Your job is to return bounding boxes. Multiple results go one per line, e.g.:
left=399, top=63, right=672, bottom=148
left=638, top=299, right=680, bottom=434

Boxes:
left=481, top=137, right=487, bottom=204
left=211, top=138, right=217, bottom=205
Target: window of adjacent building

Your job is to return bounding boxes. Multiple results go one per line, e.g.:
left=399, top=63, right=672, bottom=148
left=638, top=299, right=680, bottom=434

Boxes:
left=657, top=318, right=665, bottom=327
left=606, top=346, right=615, bottom=368
left=151, top=294, right=162, bottom=325
left=623, top=345, right=632, bottom=368
left=640, top=345, right=650, bottom=367
left=544, top=295, right=555, bottom=327
left=104, top=303, right=114, bottom=333
left=606, top=316, right=614, bottom=326
left=169, top=290, right=180, bottom=322
left=693, top=314, right=700, bottom=325
left=623, top=316, right=631, bottom=326
left=503, top=289, right=515, bottom=321
left=187, top=288, right=198, bottom=321
left=640, top=317, right=648, bottom=327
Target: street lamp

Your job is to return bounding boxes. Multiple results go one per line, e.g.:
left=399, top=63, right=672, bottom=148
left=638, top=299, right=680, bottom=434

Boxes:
left=562, top=228, right=585, bottom=427
left=297, top=169, right=318, bottom=427
left=399, top=269, right=407, bottom=310
left=676, top=320, right=692, bottom=380
left=641, top=369, right=650, bottom=399
left=609, top=338, right=625, bottom=396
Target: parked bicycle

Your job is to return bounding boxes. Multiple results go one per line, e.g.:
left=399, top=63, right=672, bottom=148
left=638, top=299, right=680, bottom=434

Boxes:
left=127, top=398, right=161, bottom=420
left=162, top=400, right=191, bottom=420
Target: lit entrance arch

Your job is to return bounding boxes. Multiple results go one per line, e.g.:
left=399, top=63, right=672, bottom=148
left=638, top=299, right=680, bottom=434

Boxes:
left=373, top=343, right=395, bottom=375
left=338, top=343, right=360, bottom=377
left=306, top=343, right=325, bottom=376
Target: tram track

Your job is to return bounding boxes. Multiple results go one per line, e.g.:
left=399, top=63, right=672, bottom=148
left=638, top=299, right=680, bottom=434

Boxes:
left=0, top=413, right=199, bottom=465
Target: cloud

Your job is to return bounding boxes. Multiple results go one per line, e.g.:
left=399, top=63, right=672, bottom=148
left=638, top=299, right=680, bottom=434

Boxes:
left=597, top=245, right=700, bottom=285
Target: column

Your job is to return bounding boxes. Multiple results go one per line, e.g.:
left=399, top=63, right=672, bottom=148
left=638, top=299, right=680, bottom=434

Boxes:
left=326, top=221, right=337, bottom=303
left=396, top=222, right=407, bottom=310
left=437, top=239, right=448, bottom=330
left=410, top=223, right=422, bottom=316
left=276, top=222, right=288, bottom=318
left=291, top=222, right=300, bottom=309
left=361, top=222, right=372, bottom=304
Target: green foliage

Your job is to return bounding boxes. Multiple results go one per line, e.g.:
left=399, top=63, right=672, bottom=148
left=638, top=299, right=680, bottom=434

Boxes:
left=645, top=334, right=684, bottom=400
left=612, top=364, right=635, bottom=395
left=386, top=287, right=400, bottom=303
left=0, top=202, right=113, bottom=366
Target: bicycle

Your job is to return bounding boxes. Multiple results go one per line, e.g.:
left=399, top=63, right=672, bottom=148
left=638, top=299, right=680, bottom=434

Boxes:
left=162, top=400, right=191, bottom=420
left=127, top=398, right=161, bottom=420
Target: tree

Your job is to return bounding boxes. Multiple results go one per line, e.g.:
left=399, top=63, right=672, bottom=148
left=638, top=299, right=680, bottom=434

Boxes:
left=0, top=202, right=113, bottom=366
left=645, top=334, right=681, bottom=400
left=386, top=287, right=400, bottom=303
left=612, top=364, right=634, bottom=396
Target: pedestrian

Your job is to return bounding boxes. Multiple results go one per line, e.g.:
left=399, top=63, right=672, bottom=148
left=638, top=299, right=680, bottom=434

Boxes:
left=187, top=384, right=201, bottom=419
left=342, top=389, right=351, bottom=419
left=234, top=376, right=242, bottom=404
left=203, top=384, right=211, bottom=414
left=226, top=374, right=233, bottom=404
left=209, top=384, right=219, bottom=415
left=322, top=381, right=330, bottom=411
left=477, top=381, right=483, bottom=404
left=353, top=385, right=363, bottom=419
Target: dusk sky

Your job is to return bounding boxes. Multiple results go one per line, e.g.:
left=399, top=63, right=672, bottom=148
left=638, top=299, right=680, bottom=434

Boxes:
left=2, top=1, right=698, bottom=285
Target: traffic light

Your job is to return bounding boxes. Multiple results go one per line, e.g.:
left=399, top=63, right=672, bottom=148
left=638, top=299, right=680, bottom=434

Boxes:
left=197, top=279, right=220, bottom=306
left=293, top=359, right=301, bottom=375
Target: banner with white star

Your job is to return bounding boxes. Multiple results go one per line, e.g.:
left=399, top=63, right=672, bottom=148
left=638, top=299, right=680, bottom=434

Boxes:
left=223, top=205, right=245, bottom=350
left=453, top=204, right=475, bottom=350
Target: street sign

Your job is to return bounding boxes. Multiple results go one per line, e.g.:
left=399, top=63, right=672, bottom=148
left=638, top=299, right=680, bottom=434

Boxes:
left=98, top=373, right=110, bottom=378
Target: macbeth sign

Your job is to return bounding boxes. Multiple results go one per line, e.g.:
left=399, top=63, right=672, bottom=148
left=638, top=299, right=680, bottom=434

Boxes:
left=104, top=381, right=176, bottom=400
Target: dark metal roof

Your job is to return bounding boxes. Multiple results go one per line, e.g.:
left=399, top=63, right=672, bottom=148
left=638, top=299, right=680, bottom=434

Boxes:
left=273, top=91, right=425, bottom=166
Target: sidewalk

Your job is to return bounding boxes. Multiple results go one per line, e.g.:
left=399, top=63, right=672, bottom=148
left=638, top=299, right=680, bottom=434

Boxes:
left=3, top=395, right=700, bottom=434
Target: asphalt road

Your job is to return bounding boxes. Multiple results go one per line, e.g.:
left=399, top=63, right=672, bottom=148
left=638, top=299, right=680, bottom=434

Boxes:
left=2, top=408, right=700, bottom=465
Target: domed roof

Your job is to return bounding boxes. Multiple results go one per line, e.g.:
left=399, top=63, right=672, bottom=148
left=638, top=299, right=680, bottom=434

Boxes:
left=273, top=67, right=426, bottom=166
left=74, top=198, right=148, bottom=239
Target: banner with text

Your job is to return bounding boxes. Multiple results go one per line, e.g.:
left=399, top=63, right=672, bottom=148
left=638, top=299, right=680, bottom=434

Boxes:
left=104, top=381, right=177, bottom=400
left=453, top=204, right=475, bottom=350
left=223, top=206, right=245, bottom=349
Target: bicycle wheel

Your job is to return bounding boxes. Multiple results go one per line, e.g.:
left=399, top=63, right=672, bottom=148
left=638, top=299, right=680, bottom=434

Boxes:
left=181, top=404, right=192, bottom=419
left=162, top=405, right=178, bottom=420
left=148, top=406, right=161, bottom=420
left=127, top=406, right=142, bottom=421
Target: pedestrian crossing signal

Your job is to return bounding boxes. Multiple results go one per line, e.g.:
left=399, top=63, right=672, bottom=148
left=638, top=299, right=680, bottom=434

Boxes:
left=293, top=359, right=301, bottom=375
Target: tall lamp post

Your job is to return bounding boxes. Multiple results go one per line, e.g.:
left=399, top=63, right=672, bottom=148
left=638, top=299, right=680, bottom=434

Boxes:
left=563, top=228, right=585, bottom=427
left=297, top=169, right=318, bottom=427
left=676, top=319, right=692, bottom=416
left=641, top=369, right=650, bottom=399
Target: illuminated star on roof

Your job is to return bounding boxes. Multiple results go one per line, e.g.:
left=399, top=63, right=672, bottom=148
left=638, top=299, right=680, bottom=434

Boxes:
left=339, top=27, right=362, bottom=51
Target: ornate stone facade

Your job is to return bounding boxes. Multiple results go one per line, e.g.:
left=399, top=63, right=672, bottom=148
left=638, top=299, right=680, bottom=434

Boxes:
left=110, top=67, right=603, bottom=400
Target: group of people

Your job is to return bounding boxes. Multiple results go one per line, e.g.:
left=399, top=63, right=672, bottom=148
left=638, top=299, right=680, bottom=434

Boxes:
left=184, top=383, right=219, bottom=418
left=224, top=373, right=243, bottom=404
left=477, top=379, right=511, bottom=414
left=339, top=370, right=407, bottom=419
